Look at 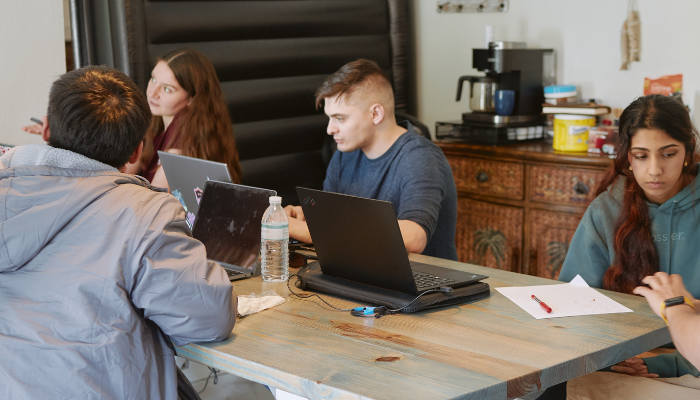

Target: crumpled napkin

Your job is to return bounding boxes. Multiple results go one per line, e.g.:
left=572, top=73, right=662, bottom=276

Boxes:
left=237, top=290, right=286, bottom=317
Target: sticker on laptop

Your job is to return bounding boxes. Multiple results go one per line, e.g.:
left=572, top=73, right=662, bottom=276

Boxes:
left=172, top=188, right=194, bottom=229
left=194, top=187, right=203, bottom=205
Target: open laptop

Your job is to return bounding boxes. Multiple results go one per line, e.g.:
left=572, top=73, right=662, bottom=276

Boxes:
left=193, top=180, right=275, bottom=281
left=296, top=187, right=488, bottom=295
left=158, top=151, right=232, bottom=227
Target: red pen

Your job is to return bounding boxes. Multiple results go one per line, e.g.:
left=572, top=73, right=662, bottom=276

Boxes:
left=532, top=295, right=552, bottom=313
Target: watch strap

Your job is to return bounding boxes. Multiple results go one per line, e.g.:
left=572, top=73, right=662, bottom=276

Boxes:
left=660, top=296, right=696, bottom=325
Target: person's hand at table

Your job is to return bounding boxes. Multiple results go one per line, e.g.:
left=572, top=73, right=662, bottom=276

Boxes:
left=284, top=205, right=312, bottom=243
left=611, top=357, right=658, bottom=378
left=284, top=205, right=305, bottom=221
left=22, top=123, right=43, bottom=134
left=633, top=272, right=696, bottom=319
left=21, top=115, right=49, bottom=140
left=631, top=272, right=700, bottom=372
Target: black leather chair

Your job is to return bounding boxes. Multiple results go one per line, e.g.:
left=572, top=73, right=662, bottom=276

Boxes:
left=71, top=0, right=419, bottom=204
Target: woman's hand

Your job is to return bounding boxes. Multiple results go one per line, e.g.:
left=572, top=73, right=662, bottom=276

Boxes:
left=610, top=357, right=658, bottom=378
left=21, top=116, right=49, bottom=140
left=633, top=272, right=696, bottom=319
left=21, top=123, right=43, bottom=134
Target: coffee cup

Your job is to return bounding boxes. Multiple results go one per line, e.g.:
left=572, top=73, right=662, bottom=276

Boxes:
left=495, top=90, right=515, bottom=116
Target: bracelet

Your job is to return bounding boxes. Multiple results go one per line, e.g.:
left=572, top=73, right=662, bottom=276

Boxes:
left=660, top=297, right=696, bottom=325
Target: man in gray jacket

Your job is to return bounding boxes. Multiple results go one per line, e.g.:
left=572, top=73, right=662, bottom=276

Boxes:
left=0, top=66, right=236, bottom=399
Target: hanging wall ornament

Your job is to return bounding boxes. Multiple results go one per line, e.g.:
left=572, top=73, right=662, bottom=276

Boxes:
left=620, top=0, right=640, bottom=70
left=627, top=1, right=641, bottom=62
left=620, top=19, right=629, bottom=70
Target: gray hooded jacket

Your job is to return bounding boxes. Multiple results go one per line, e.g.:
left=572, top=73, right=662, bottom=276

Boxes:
left=0, top=144, right=236, bottom=399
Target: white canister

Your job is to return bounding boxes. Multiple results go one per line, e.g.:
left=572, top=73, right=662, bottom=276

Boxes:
left=545, top=85, right=577, bottom=105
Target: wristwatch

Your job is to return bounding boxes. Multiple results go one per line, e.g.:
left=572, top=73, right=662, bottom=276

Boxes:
left=660, top=296, right=696, bottom=325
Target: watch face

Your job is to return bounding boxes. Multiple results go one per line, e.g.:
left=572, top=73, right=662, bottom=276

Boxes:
left=664, top=296, right=685, bottom=307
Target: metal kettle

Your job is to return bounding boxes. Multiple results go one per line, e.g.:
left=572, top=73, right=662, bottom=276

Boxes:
left=456, top=76, right=499, bottom=113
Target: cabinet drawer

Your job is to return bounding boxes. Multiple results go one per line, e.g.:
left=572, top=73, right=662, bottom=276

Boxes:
left=528, top=210, right=581, bottom=279
left=529, top=165, right=606, bottom=206
left=456, top=198, right=523, bottom=272
left=447, top=156, right=524, bottom=200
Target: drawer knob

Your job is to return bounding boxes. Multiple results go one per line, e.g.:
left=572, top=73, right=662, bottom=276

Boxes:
left=476, top=171, right=489, bottom=183
left=573, top=181, right=589, bottom=195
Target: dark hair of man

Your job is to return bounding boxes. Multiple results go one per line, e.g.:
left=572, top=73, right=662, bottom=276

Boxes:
left=314, top=59, right=393, bottom=109
left=47, top=65, right=151, bottom=169
left=596, top=94, right=698, bottom=294
left=140, top=48, right=241, bottom=183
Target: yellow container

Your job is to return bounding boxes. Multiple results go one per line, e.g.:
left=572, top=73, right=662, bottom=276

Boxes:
left=553, top=114, right=596, bottom=152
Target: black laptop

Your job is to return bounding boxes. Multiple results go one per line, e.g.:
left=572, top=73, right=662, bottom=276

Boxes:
left=193, top=181, right=275, bottom=281
left=296, top=187, right=488, bottom=295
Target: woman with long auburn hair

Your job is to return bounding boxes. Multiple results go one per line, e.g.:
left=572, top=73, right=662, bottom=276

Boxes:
left=559, top=94, right=700, bottom=297
left=130, top=48, right=241, bottom=189
left=534, top=95, right=700, bottom=398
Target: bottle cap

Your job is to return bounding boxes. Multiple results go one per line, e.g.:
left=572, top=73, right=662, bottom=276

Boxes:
left=269, top=196, right=282, bottom=203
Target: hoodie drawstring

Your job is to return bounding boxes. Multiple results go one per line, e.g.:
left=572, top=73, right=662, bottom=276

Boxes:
left=667, top=201, right=677, bottom=273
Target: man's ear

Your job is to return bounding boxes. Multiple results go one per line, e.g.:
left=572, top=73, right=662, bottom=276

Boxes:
left=120, top=141, right=144, bottom=173
left=370, top=103, right=385, bottom=125
left=41, top=115, right=50, bottom=142
left=129, top=141, right=144, bottom=165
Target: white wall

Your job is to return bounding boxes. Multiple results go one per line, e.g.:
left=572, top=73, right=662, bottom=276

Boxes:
left=414, top=0, right=700, bottom=136
left=0, top=0, right=66, bottom=146
left=3, top=1, right=698, bottom=145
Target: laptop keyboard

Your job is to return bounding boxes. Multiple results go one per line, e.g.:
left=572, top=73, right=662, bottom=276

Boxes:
left=225, top=269, right=245, bottom=279
left=413, top=271, right=456, bottom=289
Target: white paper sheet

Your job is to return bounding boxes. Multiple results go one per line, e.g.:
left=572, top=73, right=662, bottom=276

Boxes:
left=495, top=275, right=633, bottom=319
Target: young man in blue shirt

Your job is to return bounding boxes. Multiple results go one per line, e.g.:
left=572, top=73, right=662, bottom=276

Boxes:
left=286, top=59, right=458, bottom=260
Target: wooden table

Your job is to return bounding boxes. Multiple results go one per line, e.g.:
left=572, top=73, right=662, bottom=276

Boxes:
left=176, top=254, right=670, bottom=400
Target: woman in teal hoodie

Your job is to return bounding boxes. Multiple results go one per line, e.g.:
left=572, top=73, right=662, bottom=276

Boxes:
left=537, top=95, right=700, bottom=399
left=559, top=94, right=700, bottom=298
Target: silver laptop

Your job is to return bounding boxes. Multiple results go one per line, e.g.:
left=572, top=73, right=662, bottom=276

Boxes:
left=192, top=180, right=276, bottom=281
left=158, top=151, right=232, bottom=228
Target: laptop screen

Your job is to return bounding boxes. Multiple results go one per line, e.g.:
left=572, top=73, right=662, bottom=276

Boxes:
left=193, top=181, right=275, bottom=270
left=158, top=152, right=232, bottom=227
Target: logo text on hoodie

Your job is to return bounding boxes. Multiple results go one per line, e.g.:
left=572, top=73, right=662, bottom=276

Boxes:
left=652, top=232, right=685, bottom=242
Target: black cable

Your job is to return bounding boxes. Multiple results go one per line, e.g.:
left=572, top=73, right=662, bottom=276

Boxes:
left=287, top=274, right=355, bottom=312
left=197, top=367, right=219, bottom=394
left=382, top=287, right=450, bottom=314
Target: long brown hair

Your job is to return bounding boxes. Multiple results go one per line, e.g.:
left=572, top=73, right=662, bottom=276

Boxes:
left=140, top=48, right=241, bottom=183
left=597, top=94, right=698, bottom=293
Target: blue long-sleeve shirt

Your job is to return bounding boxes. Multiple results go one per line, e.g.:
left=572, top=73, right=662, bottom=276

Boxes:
left=323, top=122, right=458, bottom=260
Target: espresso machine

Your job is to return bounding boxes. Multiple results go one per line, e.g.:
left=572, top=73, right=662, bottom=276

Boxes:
left=441, top=42, right=555, bottom=144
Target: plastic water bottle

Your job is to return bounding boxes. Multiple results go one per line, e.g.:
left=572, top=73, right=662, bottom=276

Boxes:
left=260, top=196, right=289, bottom=282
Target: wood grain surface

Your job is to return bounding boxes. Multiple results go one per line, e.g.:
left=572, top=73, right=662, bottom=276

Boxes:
left=177, top=255, right=670, bottom=400
left=438, top=141, right=614, bottom=169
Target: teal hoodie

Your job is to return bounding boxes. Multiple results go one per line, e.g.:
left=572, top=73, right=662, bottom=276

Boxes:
left=559, top=166, right=700, bottom=378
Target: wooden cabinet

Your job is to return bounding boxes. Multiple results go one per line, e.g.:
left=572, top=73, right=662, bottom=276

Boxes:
left=438, top=141, right=612, bottom=277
